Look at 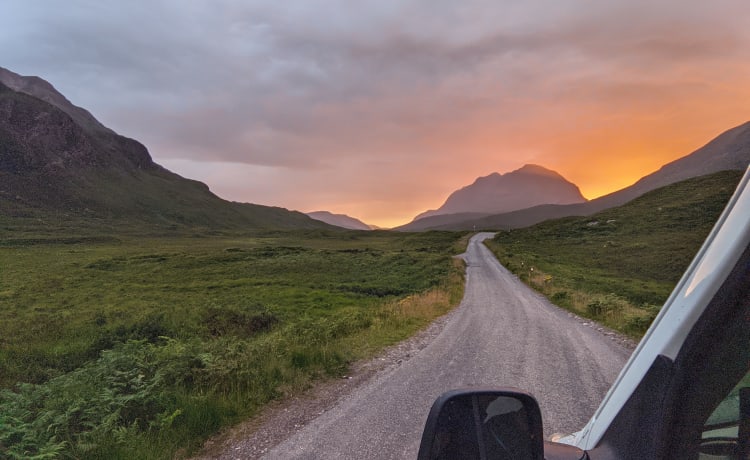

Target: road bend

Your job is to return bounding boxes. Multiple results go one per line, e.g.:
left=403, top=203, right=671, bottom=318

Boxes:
left=263, top=233, right=631, bottom=459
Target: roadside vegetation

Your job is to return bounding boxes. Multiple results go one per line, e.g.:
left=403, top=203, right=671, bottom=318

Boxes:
left=0, top=229, right=468, bottom=458
left=485, top=170, right=744, bottom=338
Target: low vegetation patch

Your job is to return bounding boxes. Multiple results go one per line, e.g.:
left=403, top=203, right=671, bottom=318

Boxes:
left=0, top=230, right=467, bottom=458
left=486, top=171, right=743, bottom=338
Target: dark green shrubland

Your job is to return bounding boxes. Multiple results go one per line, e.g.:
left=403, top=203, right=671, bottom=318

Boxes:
left=0, top=230, right=467, bottom=458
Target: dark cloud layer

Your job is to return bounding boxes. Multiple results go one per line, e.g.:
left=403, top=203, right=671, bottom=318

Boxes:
left=2, top=0, right=749, bottom=226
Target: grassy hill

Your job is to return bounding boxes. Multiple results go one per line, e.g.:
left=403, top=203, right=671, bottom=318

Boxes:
left=485, top=170, right=744, bottom=336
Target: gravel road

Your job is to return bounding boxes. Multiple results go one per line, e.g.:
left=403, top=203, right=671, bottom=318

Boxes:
left=204, top=233, right=632, bottom=459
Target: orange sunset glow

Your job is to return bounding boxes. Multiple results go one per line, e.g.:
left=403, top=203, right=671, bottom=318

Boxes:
left=4, top=1, right=749, bottom=228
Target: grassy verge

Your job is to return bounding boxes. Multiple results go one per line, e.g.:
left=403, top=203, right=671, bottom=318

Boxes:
left=485, top=170, right=743, bottom=338
left=0, top=230, right=467, bottom=458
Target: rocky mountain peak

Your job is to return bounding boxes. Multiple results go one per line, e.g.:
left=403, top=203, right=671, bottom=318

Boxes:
left=0, top=66, right=113, bottom=134
left=413, top=164, right=586, bottom=222
left=516, top=163, right=563, bottom=177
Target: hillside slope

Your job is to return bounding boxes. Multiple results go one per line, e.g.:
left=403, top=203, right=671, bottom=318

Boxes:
left=425, top=122, right=750, bottom=231
left=0, top=72, right=331, bottom=235
left=488, top=170, right=745, bottom=305
left=306, top=211, right=372, bottom=230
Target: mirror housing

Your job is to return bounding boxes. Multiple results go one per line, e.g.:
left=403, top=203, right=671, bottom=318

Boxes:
left=418, top=388, right=544, bottom=460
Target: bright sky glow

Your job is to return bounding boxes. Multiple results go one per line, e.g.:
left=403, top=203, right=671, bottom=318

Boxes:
left=3, top=1, right=749, bottom=227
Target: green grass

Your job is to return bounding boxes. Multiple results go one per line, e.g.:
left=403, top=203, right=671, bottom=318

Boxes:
left=0, top=229, right=468, bottom=458
left=485, top=170, right=743, bottom=337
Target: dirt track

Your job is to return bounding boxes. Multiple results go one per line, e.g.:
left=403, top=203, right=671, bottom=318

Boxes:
left=197, top=233, right=633, bottom=459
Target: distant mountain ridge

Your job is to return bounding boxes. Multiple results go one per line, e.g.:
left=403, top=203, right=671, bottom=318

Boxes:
left=405, top=121, right=750, bottom=231
left=399, top=164, right=586, bottom=231
left=590, top=121, right=750, bottom=211
left=0, top=66, right=332, bottom=232
left=413, top=164, right=586, bottom=222
left=306, top=211, right=372, bottom=230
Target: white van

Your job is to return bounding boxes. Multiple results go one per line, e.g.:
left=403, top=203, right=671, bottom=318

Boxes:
left=418, top=167, right=750, bottom=460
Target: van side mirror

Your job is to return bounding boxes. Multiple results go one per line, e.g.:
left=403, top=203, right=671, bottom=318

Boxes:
left=417, top=388, right=544, bottom=460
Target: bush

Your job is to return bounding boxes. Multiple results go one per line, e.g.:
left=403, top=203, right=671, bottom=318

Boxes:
left=550, top=291, right=569, bottom=304
left=586, top=294, right=627, bottom=320
left=625, top=305, right=661, bottom=335
left=202, top=305, right=279, bottom=338
left=0, top=340, right=202, bottom=458
left=88, top=313, right=172, bottom=358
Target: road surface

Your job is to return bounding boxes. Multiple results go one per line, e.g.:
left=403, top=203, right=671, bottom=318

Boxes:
left=262, top=233, right=631, bottom=459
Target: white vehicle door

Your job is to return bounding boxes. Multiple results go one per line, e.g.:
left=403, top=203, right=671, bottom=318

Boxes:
left=576, top=167, right=750, bottom=459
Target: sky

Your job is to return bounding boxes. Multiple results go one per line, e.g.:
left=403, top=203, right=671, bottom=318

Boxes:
left=2, top=1, right=749, bottom=228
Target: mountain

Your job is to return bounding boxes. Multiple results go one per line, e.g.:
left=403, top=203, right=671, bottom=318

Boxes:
left=414, top=164, right=587, bottom=219
left=586, top=120, right=750, bottom=212
left=488, top=169, right=745, bottom=306
left=398, top=164, right=586, bottom=231
left=0, top=67, right=332, bottom=234
left=0, top=66, right=114, bottom=135
left=306, top=211, right=372, bottom=230
left=411, top=121, right=750, bottom=231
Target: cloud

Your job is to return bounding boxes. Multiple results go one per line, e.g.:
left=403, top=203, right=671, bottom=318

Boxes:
left=2, top=0, right=749, bottom=225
